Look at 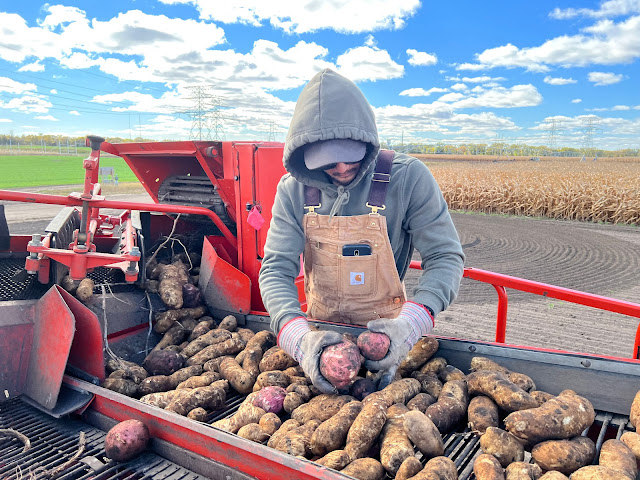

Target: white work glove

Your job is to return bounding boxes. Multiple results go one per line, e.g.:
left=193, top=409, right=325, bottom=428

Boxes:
left=365, top=301, right=434, bottom=389
left=277, top=317, right=343, bottom=394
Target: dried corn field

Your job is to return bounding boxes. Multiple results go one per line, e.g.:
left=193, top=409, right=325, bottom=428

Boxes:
left=425, top=158, right=640, bottom=225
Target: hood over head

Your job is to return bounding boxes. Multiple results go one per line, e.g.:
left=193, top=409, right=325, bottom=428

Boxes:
left=283, top=69, right=380, bottom=190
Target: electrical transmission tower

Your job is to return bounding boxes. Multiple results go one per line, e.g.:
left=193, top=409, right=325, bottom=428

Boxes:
left=186, top=86, right=211, bottom=141
left=182, top=86, right=226, bottom=141
left=580, top=116, right=600, bottom=156
left=209, top=95, right=225, bottom=141
left=266, top=121, right=278, bottom=141
left=545, top=118, right=562, bottom=154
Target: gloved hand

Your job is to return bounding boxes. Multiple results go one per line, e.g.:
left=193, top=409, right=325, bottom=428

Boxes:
left=278, top=317, right=343, bottom=394
left=364, top=302, right=434, bottom=389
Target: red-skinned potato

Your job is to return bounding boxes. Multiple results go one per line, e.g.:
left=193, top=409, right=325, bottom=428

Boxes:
left=104, top=419, right=150, bottom=462
left=319, top=341, right=363, bottom=389
left=357, top=331, right=390, bottom=361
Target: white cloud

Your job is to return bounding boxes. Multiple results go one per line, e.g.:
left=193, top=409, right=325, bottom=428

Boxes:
left=0, top=77, right=37, bottom=94
left=34, top=115, right=59, bottom=121
left=0, top=119, right=12, bottom=123
left=572, top=98, right=583, bottom=103
left=406, top=49, right=437, bottom=66
left=459, top=76, right=506, bottom=83
left=544, top=75, right=577, bottom=85
left=612, top=104, right=631, bottom=110
left=50, top=89, right=58, bottom=94
left=588, top=71, right=624, bottom=85
left=18, top=62, right=45, bottom=72
left=0, top=95, right=52, bottom=113
left=337, top=46, right=404, bottom=82
left=69, top=110, right=80, bottom=115
left=160, top=0, right=420, bottom=34
left=38, top=5, right=88, bottom=29
left=451, top=83, right=468, bottom=91
left=399, top=87, right=448, bottom=97
left=457, top=15, right=640, bottom=71
left=439, top=84, right=543, bottom=109
left=550, top=0, right=640, bottom=19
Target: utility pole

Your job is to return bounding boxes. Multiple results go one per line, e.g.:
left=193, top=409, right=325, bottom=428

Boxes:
left=267, top=120, right=277, bottom=141
left=186, top=86, right=211, bottom=141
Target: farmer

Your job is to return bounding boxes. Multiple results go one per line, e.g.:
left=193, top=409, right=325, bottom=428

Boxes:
left=259, top=69, right=464, bottom=393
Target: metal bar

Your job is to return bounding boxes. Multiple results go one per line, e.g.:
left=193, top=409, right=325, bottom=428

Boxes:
left=409, top=261, right=640, bottom=358
left=0, top=190, right=237, bottom=250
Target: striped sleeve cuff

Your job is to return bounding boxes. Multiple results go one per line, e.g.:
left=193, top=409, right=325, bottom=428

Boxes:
left=277, top=317, right=310, bottom=363
left=401, top=301, right=434, bottom=344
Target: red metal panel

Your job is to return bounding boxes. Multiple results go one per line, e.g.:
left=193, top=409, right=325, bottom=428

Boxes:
left=59, top=287, right=105, bottom=382
left=24, top=286, right=75, bottom=409
left=200, top=236, right=251, bottom=315
left=254, top=144, right=286, bottom=258
left=0, top=303, right=35, bottom=397
left=64, top=376, right=352, bottom=480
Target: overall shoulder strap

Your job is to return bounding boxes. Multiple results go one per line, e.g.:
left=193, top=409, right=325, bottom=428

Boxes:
left=367, top=149, right=394, bottom=211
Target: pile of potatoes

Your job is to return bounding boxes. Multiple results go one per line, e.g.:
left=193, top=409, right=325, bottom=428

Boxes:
left=101, top=273, right=640, bottom=480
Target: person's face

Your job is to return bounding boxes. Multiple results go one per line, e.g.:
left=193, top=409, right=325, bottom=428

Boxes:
left=323, top=161, right=362, bottom=185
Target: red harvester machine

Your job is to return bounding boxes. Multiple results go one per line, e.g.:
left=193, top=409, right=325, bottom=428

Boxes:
left=0, top=136, right=639, bottom=479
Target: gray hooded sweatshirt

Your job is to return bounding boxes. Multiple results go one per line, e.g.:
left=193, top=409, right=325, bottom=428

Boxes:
left=259, top=69, right=464, bottom=334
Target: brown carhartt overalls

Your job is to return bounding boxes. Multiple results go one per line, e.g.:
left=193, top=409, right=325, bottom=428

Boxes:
left=302, top=151, right=406, bottom=326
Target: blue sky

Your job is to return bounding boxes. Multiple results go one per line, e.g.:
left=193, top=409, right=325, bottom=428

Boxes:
left=0, top=0, right=639, bottom=150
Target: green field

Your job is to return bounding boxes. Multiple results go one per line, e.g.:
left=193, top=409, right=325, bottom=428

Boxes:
left=0, top=154, right=139, bottom=188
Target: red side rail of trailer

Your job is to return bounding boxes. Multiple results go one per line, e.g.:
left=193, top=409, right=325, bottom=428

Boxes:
left=409, top=261, right=640, bottom=360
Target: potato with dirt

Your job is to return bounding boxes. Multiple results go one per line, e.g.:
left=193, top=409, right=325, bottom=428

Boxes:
left=176, top=371, right=220, bottom=389
left=252, top=370, right=290, bottom=392
left=473, top=453, right=505, bottom=480
left=219, top=357, right=256, bottom=394
left=396, top=457, right=423, bottom=480
left=142, top=349, right=185, bottom=376
left=397, top=336, right=439, bottom=377
left=503, top=390, right=595, bottom=445
left=237, top=423, right=270, bottom=443
left=102, top=377, right=139, bottom=397
left=531, top=436, right=595, bottom=475
left=403, top=409, right=444, bottom=459
left=570, top=465, right=632, bottom=479
left=345, top=395, right=388, bottom=460
left=505, top=462, right=543, bottom=480
left=182, top=329, right=232, bottom=358
left=418, top=356, right=448, bottom=376
left=165, top=380, right=227, bottom=416
left=186, top=332, right=246, bottom=366
left=407, top=392, right=437, bottom=412
left=620, top=431, right=640, bottom=460
left=480, top=427, right=525, bottom=468
left=291, top=394, right=354, bottom=424
left=425, top=379, right=469, bottom=433
left=468, top=395, right=500, bottom=434
left=157, top=260, right=190, bottom=309
left=319, top=340, right=363, bottom=390
left=340, top=457, right=385, bottom=480
left=598, top=439, right=638, bottom=480
left=467, top=371, right=538, bottom=413
left=104, top=419, right=150, bottom=462
left=351, top=377, right=378, bottom=401
left=367, top=378, right=422, bottom=407
left=267, top=419, right=300, bottom=449
left=153, top=306, right=207, bottom=334
left=310, top=400, right=363, bottom=456
left=413, top=372, right=443, bottom=398
left=407, top=456, right=458, bottom=479
left=272, top=419, right=321, bottom=457
left=357, top=331, right=390, bottom=361
left=378, top=404, right=414, bottom=475
left=259, top=346, right=297, bottom=372
left=315, top=449, right=352, bottom=470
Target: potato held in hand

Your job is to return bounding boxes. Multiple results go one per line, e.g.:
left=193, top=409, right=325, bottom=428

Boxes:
left=319, top=340, right=363, bottom=389
left=104, top=419, right=150, bottom=462
left=357, top=331, right=390, bottom=361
